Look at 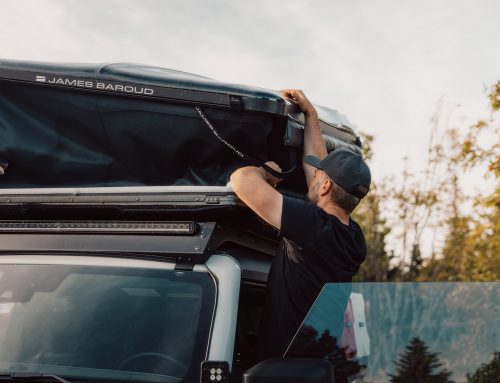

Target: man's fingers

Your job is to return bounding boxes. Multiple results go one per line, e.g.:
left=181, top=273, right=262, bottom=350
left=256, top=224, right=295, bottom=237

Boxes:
left=281, top=89, right=307, bottom=107
left=281, top=89, right=301, bottom=98
left=281, top=88, right=315, bottom=115
left=263, top=161, right=284, bottom=186
left=264, top=161, right=282, bottom=173
left=280, top=90, right=295, bottom=102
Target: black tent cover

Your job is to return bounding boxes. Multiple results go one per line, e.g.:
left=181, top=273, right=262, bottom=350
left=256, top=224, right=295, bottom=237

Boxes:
left=0, top=60, right=361, bottom=194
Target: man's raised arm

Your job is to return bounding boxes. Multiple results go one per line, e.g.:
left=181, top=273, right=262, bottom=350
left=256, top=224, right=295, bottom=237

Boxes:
left=281, top=89, right=327, bottom=188
left=230, top=162, right=284, bottom=230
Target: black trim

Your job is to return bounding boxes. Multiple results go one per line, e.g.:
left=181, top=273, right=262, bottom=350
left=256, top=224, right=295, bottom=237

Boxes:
left=0, top=191, right=239, bottom=207
left=0, top=222, right=217, bottom=264
left=0, top=220, right=198, bottom=235
left=0, top=68, right=231, bottom=108
left=0, top=65, right=286, bottom=114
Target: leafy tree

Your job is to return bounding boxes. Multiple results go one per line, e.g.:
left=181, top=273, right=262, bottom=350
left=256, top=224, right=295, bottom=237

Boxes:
left=354, top=81, right=499, bottom=282
left=353, top=182, right=397, bottom=281
left=353, top=133, right=398, bottom=281
left=466, top=350, right=500, bottom=383
left=389, top=337, right=454, bottom=383
left=380, top=99, right=459, bottom=281
left=420, top=81, right=500, bottom=281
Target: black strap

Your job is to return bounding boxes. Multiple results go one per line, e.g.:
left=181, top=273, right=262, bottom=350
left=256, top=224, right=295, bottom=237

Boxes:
left=195, top=106, right=296, bottom=179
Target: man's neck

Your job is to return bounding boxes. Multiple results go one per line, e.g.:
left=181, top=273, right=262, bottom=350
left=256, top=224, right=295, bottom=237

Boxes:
left=317, top=200, right=350, bottom=225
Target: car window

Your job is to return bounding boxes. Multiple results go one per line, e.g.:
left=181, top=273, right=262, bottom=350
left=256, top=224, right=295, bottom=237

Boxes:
left=0, top=264, right=216, bottom=383
left=286, top=282, right=500, bottom=382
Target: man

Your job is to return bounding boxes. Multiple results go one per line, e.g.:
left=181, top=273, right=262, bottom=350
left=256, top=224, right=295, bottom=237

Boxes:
left=230, top=89, right=371, bottom=358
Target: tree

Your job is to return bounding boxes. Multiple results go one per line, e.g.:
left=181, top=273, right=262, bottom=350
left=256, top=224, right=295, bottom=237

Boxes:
left=355, top=81, right=499, bottom=282
left=466, top=350, right=500, bottom=383
left=286, top=325, right=362, bottom=383
left=389, top=337, right=454, bottom=383
left=420, top=81, right=500, bottom=281
left=353, top=182, right=397, bottom=281
left=353, top=133, right=398, bottom=281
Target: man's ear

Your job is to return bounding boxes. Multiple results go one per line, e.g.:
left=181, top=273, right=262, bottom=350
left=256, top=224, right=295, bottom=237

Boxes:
left=319, top=176, right=333, bottom=196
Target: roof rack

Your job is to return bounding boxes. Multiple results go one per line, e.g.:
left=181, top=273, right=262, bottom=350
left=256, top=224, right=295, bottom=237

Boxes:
left=0, top=186, right=239, bottom=208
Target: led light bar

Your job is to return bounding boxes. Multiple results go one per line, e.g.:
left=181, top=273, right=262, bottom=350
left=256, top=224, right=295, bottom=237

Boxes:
left=0, top=221, right=197, bottom=235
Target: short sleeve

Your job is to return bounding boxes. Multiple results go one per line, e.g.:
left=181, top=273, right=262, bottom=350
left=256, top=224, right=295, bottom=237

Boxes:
left=280, top=195, right=322, bottom=250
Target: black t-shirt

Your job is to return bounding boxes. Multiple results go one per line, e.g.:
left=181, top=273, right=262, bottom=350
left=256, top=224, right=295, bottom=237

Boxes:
left=259, top=195, right=366, bottom=359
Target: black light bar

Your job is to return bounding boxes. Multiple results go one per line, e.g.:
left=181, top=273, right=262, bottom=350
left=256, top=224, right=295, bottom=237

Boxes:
left=0, top=221, right=197, bottom=235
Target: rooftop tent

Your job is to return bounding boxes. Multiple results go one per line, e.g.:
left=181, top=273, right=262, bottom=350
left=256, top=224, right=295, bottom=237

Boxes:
left=0, top=60, right=361, bottom=194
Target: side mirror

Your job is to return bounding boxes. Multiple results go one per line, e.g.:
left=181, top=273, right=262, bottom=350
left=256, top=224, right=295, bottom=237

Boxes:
left=242, top=358, right=335, bottom=383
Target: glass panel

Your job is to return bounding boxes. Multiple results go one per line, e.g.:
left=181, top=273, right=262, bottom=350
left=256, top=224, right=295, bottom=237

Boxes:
left=0, top=264, right=216, bottom=383
left=286, top=282, right=500, bottom=383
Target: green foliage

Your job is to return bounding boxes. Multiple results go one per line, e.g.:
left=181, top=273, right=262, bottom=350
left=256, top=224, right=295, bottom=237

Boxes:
left=466, top=350, right=500, bottom=383
left=353, top=81, right=499, bottom=282
left=353, top=132, right=397, bottom=281
left=420, top=82, right=500, bottom=281
left=489, top=81, right=500, bottom=112
left=353, top=183, right=396, bottom=281
left=389, top=337, right=453, bottom=383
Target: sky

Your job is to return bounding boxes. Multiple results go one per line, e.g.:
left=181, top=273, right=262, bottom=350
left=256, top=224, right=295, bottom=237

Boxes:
left=1, top=0, right=499, bottom=255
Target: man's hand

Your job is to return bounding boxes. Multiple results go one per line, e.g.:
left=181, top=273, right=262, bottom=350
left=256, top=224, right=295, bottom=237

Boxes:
left=261, top=161, right=283, bottom=188
left=281, top=89, right=317, bottom=116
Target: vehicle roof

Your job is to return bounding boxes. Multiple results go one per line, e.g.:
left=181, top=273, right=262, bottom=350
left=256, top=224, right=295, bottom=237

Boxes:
left=0, top=60, right=278, bottom=97
left=0, top=59, right=356, bottom=130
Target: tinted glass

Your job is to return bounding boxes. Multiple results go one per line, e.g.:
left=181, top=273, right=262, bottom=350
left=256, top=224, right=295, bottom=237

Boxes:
left=286, top=282, right=500, bottom=383
left=0, top=265, right=216, bottom=383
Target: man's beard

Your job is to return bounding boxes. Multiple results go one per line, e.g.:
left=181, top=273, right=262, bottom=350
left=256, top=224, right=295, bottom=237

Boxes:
left=307, top=179, right=321, bottom=204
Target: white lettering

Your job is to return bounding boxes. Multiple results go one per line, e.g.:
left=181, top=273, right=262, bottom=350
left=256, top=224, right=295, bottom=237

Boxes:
left=46, top=78, right=154, bottom=96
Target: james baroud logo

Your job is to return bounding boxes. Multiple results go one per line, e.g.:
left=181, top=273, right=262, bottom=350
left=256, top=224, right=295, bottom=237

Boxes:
left=34, top=74, right=154, bottom=95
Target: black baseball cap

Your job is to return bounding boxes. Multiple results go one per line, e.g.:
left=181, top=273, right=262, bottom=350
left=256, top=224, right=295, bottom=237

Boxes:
left=304, top=148, right=371, bottom=199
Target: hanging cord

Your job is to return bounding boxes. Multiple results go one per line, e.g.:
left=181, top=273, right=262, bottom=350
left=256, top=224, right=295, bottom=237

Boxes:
left=195, top=106, right=296, bottom=179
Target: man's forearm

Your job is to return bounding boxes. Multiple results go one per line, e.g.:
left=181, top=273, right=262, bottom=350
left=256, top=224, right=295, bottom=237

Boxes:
left=280, top=89, right=328, bottom=186
left=230, top=165, right=284, bottom=230
left=303, top=108, right=328, bottom=161
left=280, top=89, right=328, bottom=161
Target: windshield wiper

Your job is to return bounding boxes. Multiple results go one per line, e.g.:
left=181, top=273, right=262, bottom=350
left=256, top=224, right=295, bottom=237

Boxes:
left=0, top=372, right=74, bottom=383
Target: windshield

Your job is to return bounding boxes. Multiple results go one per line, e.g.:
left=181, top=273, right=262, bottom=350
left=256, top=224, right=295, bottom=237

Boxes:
left=286, top=282, right=500, bottom=383
left=0, top=264, right=216, bottom=383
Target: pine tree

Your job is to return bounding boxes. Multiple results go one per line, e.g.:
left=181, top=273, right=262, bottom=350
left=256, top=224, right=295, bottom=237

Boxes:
left=466, top=350, right=500, bottom=383
left=408, top=243, right=423, bottom=280
left=389, top=337, right=454, bottom=383
left=352, top=133, right=397, bottom=282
